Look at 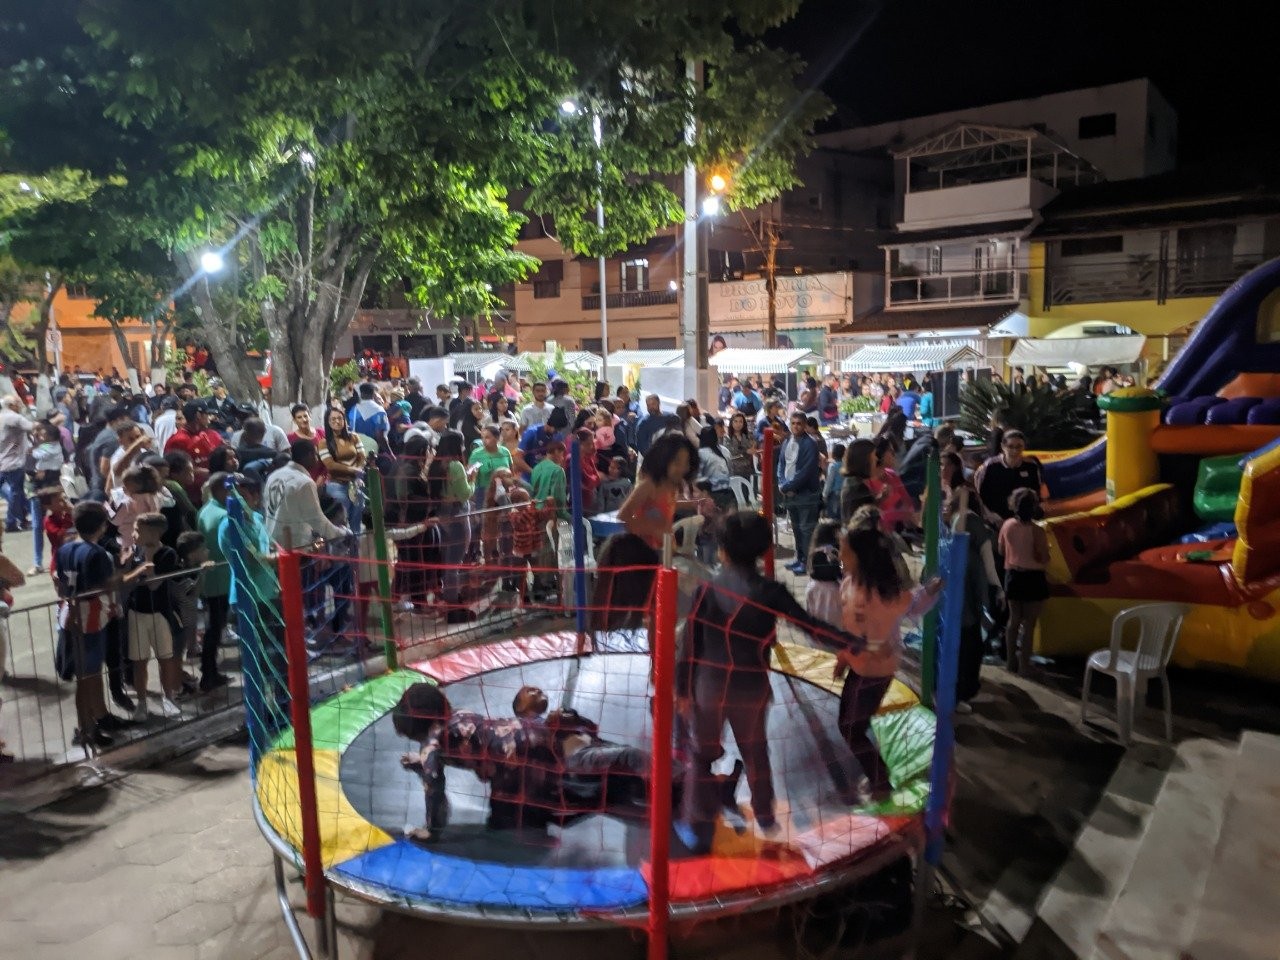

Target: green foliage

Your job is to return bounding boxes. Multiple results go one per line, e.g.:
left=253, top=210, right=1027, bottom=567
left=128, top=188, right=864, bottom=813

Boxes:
left=1, top=0, right=828, bottom=401
left=958, top=378, right=1098, bottom=451
left=522, top=347, right=596, bottom=409
left=840, top=394, right=877, bottom=416
left=330, top=360, right=360, bottom=397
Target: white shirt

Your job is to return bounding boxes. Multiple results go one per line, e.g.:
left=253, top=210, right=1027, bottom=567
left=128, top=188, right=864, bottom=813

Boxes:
left=231, top=423, right=289, bottom=453
left=263, top=461, right=348, bottom=549
left=519, top=401, right=549, bottom=430
left=153, top=410, right=178, bottom=452
left=783, top=436, right=800, bottom=481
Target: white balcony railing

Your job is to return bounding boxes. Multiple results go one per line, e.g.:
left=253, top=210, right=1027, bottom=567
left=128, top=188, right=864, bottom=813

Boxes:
left=887, top=268, right=1020, bottom=307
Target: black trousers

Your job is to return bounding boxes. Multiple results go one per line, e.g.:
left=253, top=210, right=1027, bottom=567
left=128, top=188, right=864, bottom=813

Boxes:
left=956, top=621, right=983, bottom=703
left=838, top=672, right=893, bottom=792
left=202, top=594, right=229, bottom=680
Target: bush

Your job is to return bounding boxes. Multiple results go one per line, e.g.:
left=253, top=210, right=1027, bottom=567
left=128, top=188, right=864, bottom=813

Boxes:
left=958, top=378, right=1097, bottom=450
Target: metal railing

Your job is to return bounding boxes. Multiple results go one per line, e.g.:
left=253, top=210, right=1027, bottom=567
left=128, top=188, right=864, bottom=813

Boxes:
left=887, top=268, right=1019, bottom=307
left=581, top=289, right=678, bottom=310
left=1045, top=254, right=1264, bottom=307
left=0, top=564, right=242, bottom=772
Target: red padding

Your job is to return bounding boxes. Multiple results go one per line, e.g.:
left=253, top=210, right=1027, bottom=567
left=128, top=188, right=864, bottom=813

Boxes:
left=411, top=632, right=581, bottom=683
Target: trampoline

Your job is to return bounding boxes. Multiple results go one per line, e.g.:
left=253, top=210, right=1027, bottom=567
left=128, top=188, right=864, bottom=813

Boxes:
left=253, top=630, right=936, bottom=925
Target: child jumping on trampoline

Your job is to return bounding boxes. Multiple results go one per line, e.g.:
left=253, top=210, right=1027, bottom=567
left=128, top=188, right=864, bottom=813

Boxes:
left=836, top=506, right=943, bottom=805
left=677, top=510, right=864, bottom=854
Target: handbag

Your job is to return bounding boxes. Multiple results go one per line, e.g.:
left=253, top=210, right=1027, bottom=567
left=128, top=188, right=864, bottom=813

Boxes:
left=61, top=461, right=89, bottom=500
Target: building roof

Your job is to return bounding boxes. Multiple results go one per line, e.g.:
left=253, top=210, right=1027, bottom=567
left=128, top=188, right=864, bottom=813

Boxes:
left=884, top=218, right=1035, bottom=247
left=831, top=304, right=1018, bottom=335
left=446, top=352, right=512, bottom=374
left=1033, top=167, right=1280, bottom=238
left=506, top=351, right=603, bottom=373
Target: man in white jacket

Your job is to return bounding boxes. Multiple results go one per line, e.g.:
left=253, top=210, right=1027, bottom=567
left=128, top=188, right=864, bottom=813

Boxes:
left=263, top=440, right=350, bottom=550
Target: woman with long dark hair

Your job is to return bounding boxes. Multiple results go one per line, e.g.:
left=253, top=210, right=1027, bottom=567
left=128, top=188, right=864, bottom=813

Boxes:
left=426, top=430, right=477, bottom=623
left=696, top=423, right=735, bottom=511
left=485, top=393, right=511, bottom=429
left=321, top=406, right=367, bottom=535
left=454, top=399, right=484, bottom=451
left=839, top=439, right=879, bottom=525
left=387, top=434, right=434, bottom=605
left=724, top=411, right=756, bottom=479
left=592, top=432, right=701, bottom=632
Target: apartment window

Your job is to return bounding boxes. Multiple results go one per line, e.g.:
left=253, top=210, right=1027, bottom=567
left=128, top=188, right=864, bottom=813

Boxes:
left=1078, top=113, right=1117, bottom=139
left=532, top=280, right=560, bottom=299
left=66, top=283, right=92, bottom=299
left=1060, top=236, right=1124, bottom=257
left=581, top=337, right=603, bottom=353
left=529, top=258, right=563, bottom=299
left=638, top=337, right=677, bottom=349
left=928, top=246, right=942, bottom=275
left=620, top=258, right=650, bottom=292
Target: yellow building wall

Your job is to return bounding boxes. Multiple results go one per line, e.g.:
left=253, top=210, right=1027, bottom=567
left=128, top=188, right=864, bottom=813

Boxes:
left=1025, top=241, right=1218, bottom=338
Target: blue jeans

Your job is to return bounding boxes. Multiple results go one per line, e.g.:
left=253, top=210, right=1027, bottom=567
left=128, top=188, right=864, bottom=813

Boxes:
left=325, top=480, right=365, bottom=537
left=783, top=490, right=822, bottom=570
left=31, top=497, right=45, bottom=567
left=1, top=469, right=28, bottom=531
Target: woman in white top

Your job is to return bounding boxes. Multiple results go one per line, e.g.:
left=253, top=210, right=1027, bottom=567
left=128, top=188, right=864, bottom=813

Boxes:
left=696, top=423, right=735, bottom=510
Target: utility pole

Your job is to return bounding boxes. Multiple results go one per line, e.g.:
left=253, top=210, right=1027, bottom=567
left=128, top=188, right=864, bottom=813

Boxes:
left=680, top=59, right=705, bottom=401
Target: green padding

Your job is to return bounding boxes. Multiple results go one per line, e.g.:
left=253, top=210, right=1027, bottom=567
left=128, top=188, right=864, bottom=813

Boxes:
left=866, top=703, right=936, bottom=816
left=272, top=670, right=433, bottom=753
left=1194, top=453, right=1244, bottom=522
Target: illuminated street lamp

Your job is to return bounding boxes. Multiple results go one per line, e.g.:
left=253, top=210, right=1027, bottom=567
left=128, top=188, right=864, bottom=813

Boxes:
left=200, top=250, right=225, bottom=274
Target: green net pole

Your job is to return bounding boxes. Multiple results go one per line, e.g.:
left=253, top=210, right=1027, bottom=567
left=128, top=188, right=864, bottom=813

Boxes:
left=920, top=450, right=941, bottom=710
left=366, top=467, right=397, bottom=668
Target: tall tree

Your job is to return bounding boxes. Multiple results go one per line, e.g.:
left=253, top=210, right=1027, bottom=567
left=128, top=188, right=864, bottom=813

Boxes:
left=1, top=0, right=828, bottom=413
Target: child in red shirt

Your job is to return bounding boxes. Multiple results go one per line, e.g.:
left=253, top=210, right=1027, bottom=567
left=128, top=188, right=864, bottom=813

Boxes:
left=40, top=488, right=75, bottom=576
left=507, top=487, right=556, bottom=601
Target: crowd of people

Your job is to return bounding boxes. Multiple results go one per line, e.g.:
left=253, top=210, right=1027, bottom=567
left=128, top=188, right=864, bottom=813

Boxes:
left=0, top=359, right=1056, bottom=802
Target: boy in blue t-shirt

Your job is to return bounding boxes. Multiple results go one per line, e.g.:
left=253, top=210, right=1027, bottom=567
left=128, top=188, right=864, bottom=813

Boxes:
left=347, top=382, right=390, bottom=456
left=55, top=502, right=150, bottom=748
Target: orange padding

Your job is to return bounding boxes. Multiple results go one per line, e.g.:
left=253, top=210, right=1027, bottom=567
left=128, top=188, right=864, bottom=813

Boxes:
left=1044, top=489, right=1106, bottom=518
left=1044, top=484, right=1182, bottom=584
left=1218, top=372, right=1280, bottom=399
left=1150, top=425, right=1280, bottom=456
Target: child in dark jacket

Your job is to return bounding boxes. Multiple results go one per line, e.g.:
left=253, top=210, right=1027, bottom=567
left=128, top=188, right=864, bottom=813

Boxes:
left=676, top=509, right=863, bottom=853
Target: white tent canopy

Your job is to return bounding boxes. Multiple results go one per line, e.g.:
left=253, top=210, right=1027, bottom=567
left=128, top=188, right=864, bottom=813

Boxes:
left=1008, top=335, right=1145, bottom=368
left=709, top=347, right=821, bottom=374
left=506, top=351, right=604, bottom=374
left=446, top=352, right=511, bottom=375
left=606, top=349, right=685, bottom=368
left=842, top=339, right=984, bottom=373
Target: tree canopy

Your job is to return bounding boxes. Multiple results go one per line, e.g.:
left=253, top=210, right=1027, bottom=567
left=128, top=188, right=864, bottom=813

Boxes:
left=1, top=0, right=829, bottom=407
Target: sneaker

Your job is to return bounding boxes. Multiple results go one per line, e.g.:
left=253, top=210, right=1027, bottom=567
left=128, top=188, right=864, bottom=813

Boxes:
left=96, top=714, right=133, bottom=731
left=91, top=723, right=115, bottom=748
left=159, top=698, right=182, bottom=719
left=673, top=820, right=711, bottom=855
left=26, top=565, right=42, bottom=577
left=756, top=817, right=783, bottom=840
left=955, top=701, right=973, bottom=715
left=133, top=702, right=149, bottom=723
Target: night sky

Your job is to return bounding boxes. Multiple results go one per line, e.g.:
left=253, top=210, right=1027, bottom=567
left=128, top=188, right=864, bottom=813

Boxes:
left=772, top=0, right=1279, bottom=165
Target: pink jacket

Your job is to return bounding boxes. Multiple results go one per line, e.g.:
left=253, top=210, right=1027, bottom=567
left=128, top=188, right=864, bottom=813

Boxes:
left=840, top=577, right=939, bottom=678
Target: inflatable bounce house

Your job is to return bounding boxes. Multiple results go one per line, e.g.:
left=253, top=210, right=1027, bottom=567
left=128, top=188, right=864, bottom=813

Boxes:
left=1037, top=258, right=1280, bottom=681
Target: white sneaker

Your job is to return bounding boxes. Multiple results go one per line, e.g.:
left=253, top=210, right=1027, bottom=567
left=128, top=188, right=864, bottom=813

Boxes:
left=955, top=701, right=973, bottom=715
left=159, top=697, right=182, bottom=719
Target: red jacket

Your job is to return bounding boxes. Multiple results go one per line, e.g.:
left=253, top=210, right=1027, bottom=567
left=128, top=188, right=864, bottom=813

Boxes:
left=509, top=502, right=555, bottom=557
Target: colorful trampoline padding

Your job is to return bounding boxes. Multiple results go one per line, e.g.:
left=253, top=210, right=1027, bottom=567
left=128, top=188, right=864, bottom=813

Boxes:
left=254, top=636, right=933, bottom=918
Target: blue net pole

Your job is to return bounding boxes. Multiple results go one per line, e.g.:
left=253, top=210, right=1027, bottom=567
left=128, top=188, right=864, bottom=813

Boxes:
left=570, top=437, right=588, bottom=637
left=925, top=531, right=968, bottom=865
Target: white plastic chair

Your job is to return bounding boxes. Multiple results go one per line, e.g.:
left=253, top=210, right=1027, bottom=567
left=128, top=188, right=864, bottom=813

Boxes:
left=728, top=476, right=754, bottom=510
left=1081, top=603, right=1187, bottom=744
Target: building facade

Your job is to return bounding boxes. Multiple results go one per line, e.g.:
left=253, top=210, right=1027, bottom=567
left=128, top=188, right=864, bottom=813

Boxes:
left=1026, top=170, right=1280, bottom=366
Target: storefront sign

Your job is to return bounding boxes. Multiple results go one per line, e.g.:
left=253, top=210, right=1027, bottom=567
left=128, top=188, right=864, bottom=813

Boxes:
left=708, top=272, right=851, bottom=326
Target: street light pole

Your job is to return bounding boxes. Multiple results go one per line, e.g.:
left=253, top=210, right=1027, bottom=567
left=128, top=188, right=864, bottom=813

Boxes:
left=593, top=113, right=609, bottom=370
left=680, top=60, right=705, bottom=402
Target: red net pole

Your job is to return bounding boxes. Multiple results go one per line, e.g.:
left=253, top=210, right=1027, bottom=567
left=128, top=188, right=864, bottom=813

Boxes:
left=761, top=427, right=776, bottom=578
left=648, top=562, right=678, bottom=960
left=278, top=548, right=326, bottom=922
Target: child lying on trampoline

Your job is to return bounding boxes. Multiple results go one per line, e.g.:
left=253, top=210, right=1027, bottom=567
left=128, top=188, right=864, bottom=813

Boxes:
left=393, top=682, right=741, bottom=843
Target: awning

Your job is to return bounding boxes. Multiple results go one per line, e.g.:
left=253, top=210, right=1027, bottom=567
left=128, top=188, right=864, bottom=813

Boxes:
left=507, top=351, right=603, bottom=374
left=1008, top=335, right=1146, bottom=368
left=606, top=349, right=685, bottom=368
left=446, top=352, right=512, bottom=374
left=709, top=348, right=822, bottom=374
left=831, top=304, right=1017, bottom=335
left=989, top=311, right=1031, bottom=337
left=842, top=339, right=985, bottom=373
